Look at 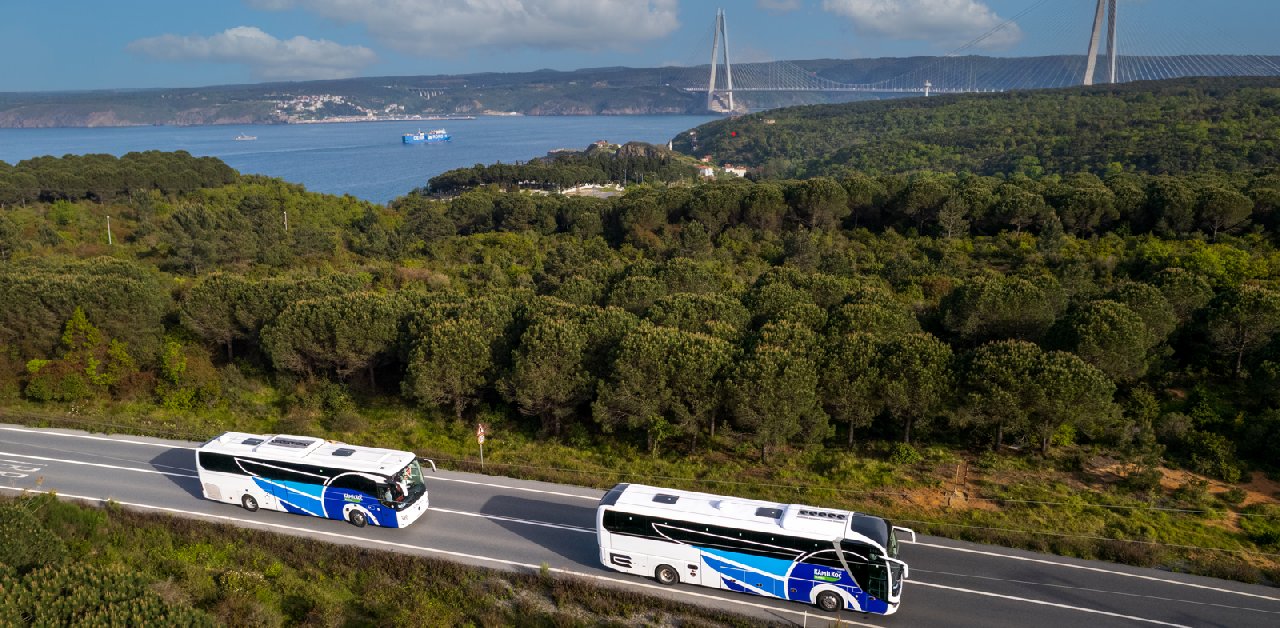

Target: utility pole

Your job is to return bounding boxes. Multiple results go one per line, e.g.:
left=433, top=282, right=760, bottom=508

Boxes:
left=706, top=8, right=734, bottom=113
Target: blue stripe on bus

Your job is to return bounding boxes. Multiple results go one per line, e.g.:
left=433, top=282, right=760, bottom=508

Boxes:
left=697, top=547, right=891, bottom=613
left=251, top=477, right=401, bottom=527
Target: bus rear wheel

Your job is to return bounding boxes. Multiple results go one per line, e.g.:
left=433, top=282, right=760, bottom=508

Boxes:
left=816, top=591, right=842, bottom=612
left=655, top=564, right=679, bottom=586
left=241, top=495, right=258, bottom=512
left=349, top=510, right=368, bottom=528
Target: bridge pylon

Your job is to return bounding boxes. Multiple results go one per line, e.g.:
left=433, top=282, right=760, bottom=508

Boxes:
left=706, top=8, right=734, bottom=113
left=1083, top=0, right=1119, bottom=85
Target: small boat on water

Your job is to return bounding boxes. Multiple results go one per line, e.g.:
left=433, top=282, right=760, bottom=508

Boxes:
left=403, top=129, right=450, bottom=144
left=235, top=133, right=257, bottom=141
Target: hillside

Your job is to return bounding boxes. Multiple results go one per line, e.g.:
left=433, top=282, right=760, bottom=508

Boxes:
left=3, top=148, right=1280, bottom=584
left=675, top=76, right=1280, bottom=178
left=6, top=56, right=1277, bottom=128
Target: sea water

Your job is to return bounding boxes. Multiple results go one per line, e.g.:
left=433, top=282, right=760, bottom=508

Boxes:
left=0, top=116, right=717, bottom=204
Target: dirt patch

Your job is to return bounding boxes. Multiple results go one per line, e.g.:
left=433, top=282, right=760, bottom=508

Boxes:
left=900, top=486, right=999, bottom=512
left=1091, top=462, right=1278, bottom=508
left=1239, top=471, right=1280, bottom=506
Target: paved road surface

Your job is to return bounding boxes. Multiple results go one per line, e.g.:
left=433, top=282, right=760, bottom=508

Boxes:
left=2, top=424, right=1277, bottom=627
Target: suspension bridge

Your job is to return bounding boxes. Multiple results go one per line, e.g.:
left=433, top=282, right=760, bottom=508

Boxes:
left=669, top=2, right=1280, bottom=112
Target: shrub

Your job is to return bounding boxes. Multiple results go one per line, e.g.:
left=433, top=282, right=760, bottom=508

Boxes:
left=1051, top=423, right=1077, bottom=448
left=1171, top=479, right=1214, bottom=512
left=0, top=562, right=214, bottom=626
left=1218, top=487, right=1247, bottom=506
left=1239, top=505, right=1280, bottom=550
left=889, top=442, right=923, bottom=465
left=1121, top=467, right=1164, bottom=494
left=0, top=502, right=67, bottom=572
left=1184, top=430, right=1242, bottom=482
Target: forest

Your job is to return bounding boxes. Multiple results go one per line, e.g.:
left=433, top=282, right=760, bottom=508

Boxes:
left=3, top=152, right=1279, bottom=478
left=3, top=76, right=1280, bottom=582
left=422, top=141, right=702, bottom=195
left=676, top=77, right=1280, bottom=180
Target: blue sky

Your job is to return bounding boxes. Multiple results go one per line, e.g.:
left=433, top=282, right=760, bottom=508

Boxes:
left=3, top=1, right=1278, bottom=92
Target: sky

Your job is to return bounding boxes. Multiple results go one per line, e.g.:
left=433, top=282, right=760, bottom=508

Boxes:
left=3, top=0, right=1278, bottom=92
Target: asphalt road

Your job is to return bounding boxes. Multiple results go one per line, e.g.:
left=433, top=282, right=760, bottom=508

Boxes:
left=2, top=424, right=1278, bottom=627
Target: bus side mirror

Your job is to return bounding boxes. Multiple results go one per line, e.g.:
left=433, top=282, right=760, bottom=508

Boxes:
left=418, top=458, right=438, bottom=473
left=892, top=526, right=916, bottom=544
left=886, top=556, right=909, bottom=580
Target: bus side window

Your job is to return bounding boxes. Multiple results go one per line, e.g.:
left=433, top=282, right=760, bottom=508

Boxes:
left=197, top=452, right=243, bottom=475
left=806, top=550, right=846, bottom=570
left=329, top=474, right=376, bottom=496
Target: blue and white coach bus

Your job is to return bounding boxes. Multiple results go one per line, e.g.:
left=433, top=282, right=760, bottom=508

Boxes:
left=596, top=483, right=915, bottom=614
left=196, top=432, right=435, bottom=528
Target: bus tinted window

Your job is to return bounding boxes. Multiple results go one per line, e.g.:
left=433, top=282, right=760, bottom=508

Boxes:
left=329, top=473, right=377, bottom=494
left=806, top=549, right=846, bottom=570
left=198, top=452, right=244, bottom=475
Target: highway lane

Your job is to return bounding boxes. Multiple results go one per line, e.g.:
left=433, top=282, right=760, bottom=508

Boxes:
left=2, top=424, right=1278, bottom=627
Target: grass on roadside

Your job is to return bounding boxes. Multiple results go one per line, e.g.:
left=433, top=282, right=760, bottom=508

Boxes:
left=0, top=494, right=778, bottom=627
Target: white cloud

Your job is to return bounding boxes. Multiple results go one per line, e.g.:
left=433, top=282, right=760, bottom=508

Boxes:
left=758, top=0, right=803, bottom=12
left=822, top=0, right=1022, bottom=50
left=245, top=0, right=297, bottom=9
left=248, top=0, right=681, bottom=56
left=127, top=26, right=377, bottom=81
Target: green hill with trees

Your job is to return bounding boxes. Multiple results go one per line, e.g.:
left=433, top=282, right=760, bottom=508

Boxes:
left=675, top=77, right=1280, bottom=180
left=3, top=76, right=1280, bottom=588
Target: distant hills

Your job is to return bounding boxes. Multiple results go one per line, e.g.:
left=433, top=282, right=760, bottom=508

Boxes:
left=4, top=55, right=1276, bottom=128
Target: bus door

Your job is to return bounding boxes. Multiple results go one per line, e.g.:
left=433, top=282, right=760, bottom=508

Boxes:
left=840, top=540, right=889, bottom=603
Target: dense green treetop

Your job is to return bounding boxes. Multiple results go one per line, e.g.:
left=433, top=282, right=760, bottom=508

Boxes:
left=674, top=77, right=1280, bottom=180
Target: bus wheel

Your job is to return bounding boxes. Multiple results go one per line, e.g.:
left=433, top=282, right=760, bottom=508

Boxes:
left=655, top=564, right=679, bottom=586
left=816, top=591, right=842, bottom=612
left=241, top=495, right=259, bottom=512
left=349, top=509, right=368, bottom=528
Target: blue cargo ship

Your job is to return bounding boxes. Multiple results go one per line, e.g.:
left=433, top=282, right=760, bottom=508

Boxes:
left=402, top=129, right=450, bottom=144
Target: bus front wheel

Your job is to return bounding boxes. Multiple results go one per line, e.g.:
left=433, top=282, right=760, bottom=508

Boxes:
left=655, top=564, right=679, bottom=586
left=816, top=591, right=842, bottom=612
left=241, top=495, right=258, bottom=512
left=349, top=509, right=368, bottom=528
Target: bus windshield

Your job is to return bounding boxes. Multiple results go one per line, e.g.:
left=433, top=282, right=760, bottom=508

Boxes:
left=380, top=460, right=426, bottom=509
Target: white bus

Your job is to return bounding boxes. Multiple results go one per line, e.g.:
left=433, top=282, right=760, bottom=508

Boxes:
left=195, top=431, right=435, bottom=528
left=596, top=483, right=915, bottom=615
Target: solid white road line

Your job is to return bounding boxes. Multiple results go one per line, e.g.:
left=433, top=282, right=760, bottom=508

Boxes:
left=915, top=542, right=1280, bottom=602
left=916, top=569, right=1280, bottom=615
left=0, top=425, right=188, bottom=448
left=0, top=450, right=198, bottom=478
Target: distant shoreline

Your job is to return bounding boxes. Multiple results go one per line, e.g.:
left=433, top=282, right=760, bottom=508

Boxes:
left=289, top=114, right=505, bottom=125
